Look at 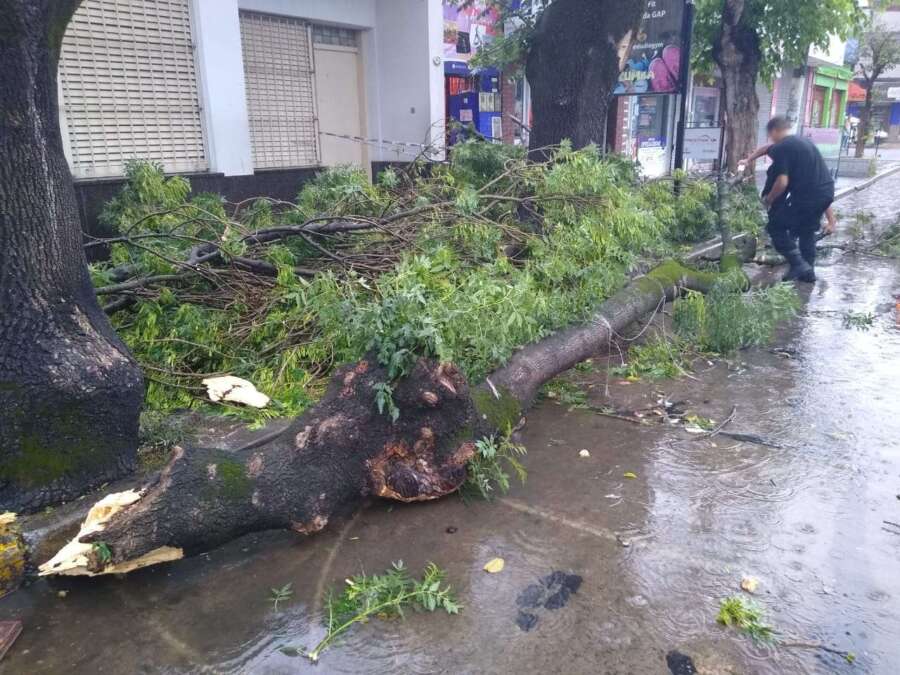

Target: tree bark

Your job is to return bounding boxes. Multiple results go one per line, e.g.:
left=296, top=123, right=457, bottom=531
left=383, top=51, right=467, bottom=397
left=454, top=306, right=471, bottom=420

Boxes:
left=0, top=0, right=144, bottom=512
left=712, top=0, right=762, bottom=171
left=855, top=87, right=873, bottom=159
left=39, top=259, right=745, bottom=576
left=526, top=0, right=646, bottom=156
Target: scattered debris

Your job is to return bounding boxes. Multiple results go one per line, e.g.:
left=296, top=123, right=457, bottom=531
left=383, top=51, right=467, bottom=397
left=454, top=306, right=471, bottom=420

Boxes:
left=842, top=311, right=875, bottom=330
left=717, top=595, right=774, bottom=643
left=578, top=449, right=591, bottom=458
left=515, top=571, right=583, bottom=632
left=445, top=526, right=458, bottom=534
left=740, top=575, right=760, bottom=594
left=666, top=650, right=698, bottom=675
left=718, top=596, right=855, bottom=662
left=0, top=620, right=22, bottom=661
left=303, top=561, right=459, bottom=662
left=202, top=375, right=270, bottom=408
left=269, top=583, right=293, bottom=612
left=0, top=513, right=26, bottom=600
left=484, top=557, right=505, bottom=574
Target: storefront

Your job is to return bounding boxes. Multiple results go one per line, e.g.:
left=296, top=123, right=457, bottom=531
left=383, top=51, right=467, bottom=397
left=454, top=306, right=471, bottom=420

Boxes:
left=442, top=1, right=506, bottom=144
left=805, top=65, right=852, bottom=129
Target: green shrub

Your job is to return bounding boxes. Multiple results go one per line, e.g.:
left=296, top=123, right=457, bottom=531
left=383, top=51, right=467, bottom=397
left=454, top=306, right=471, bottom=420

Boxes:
left=92, top=149, right=768, bottom=423
left=674, top=273, right=800, bottom=353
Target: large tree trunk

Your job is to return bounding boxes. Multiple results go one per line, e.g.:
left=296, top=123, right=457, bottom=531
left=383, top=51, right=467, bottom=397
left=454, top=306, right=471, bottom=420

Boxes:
left=526, top=0, right=646, bottom=156
left=39, top=260, right=739, bottom=576
left=712, top=0, right=762, bottom=171
left=855, top=88, right=873, bottom=159
left=0, top=1, right=144, bottom=512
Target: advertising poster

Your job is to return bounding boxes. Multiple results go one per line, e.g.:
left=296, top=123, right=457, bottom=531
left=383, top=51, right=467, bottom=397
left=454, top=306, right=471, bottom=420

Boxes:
left=443, top=1, right=500, bottom=64
left=614, top=0, right=686, bottom=96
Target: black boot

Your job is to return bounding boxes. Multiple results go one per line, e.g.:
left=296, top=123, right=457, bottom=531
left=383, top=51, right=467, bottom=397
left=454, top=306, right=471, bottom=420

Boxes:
left=782, top=249, right=816, bottom=283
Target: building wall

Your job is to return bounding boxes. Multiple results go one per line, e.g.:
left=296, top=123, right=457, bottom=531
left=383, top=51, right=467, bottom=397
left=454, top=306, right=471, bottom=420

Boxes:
left=371, top=0, right=445, bottom=162
left=61, top=0, right=445, bottom=237
left=60, top=0, right=443, bottom=182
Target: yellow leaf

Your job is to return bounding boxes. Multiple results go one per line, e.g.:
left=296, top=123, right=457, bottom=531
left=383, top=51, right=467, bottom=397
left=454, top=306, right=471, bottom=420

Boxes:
left=623, top=472, right=637, bottom=479
left=483, top=557, right=505, bottom=574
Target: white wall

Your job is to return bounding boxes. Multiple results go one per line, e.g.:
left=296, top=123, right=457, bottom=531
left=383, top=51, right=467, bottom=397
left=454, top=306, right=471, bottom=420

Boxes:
left=192, top=0, right=254, bottom=176
left=195, top=0, right=443, bottom=172
left=237, top=0, right=376, bottom=27
left=370, top=0, right=444, bottom=162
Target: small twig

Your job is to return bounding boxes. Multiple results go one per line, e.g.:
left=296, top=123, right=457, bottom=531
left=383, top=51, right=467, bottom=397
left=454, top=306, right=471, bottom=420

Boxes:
left=693, top=405, right=737, bottom=440
left=586, top=406, right=653, bottom=426
left=779, top=639, right=853, bottom=660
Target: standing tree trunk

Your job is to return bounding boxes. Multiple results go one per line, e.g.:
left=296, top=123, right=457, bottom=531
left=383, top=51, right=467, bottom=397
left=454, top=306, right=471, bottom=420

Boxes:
left=855, top=86, right=873, bottom=158
left=0, top=0, right=144, bottom=512
left=712, top=0, right=762, bottom=171
left=526, top=0, right=646, bottom=156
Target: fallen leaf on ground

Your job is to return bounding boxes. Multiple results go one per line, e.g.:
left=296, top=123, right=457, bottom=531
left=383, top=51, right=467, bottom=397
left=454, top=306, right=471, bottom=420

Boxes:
left=740, top=576, right=759, bottom=594
left=483, top=558, right=505, bottom=574
left=623, top=472, right=637, bottom=479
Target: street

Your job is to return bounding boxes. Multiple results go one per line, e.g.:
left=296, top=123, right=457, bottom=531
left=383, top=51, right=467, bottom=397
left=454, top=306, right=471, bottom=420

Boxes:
left=1, top=175, right=898, bottom=675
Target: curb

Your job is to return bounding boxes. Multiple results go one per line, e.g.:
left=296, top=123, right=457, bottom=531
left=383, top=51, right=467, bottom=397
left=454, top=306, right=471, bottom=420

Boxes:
left=834, top=163, right=900, bottom=201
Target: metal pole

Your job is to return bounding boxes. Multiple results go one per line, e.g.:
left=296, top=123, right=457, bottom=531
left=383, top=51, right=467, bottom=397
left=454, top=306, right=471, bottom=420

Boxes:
left=673, top=0, right=696, bottom=173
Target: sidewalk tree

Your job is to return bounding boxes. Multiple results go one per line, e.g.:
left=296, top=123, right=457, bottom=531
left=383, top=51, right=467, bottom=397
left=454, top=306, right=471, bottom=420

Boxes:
left=458, top=0, right=647, bottom=156
left=0, top=0, right=144, bottom=512
left=852, top=18, right=900, bottom=158
left=694, top=0, right=863, bottom=170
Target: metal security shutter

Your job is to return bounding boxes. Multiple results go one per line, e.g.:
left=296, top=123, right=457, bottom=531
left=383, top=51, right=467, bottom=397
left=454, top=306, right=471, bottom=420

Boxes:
left=59, top=0, right=207, bottom=179
left=239, top=12, right=319, bottom=169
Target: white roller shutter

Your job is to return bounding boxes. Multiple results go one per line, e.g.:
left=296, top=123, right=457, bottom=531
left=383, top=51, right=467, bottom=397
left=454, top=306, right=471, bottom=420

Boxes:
left=239, top=11, right=320, bottom=169
left=59, top=0, right=207, bottom=179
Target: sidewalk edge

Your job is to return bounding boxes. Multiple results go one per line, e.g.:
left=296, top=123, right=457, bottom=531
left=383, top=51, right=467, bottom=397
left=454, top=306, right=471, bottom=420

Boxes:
left=834, top=163, right=900, bottom=201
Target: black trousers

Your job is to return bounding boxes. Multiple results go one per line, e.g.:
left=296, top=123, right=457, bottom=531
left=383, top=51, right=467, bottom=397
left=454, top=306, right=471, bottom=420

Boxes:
left=767, top=198, right=832, bottom=266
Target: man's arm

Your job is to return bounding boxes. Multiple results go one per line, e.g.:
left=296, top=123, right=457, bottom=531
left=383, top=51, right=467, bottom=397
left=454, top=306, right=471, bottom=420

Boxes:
left=763, top=174, right=789, bottom=209
left=741, top=143, right=773, bottom=166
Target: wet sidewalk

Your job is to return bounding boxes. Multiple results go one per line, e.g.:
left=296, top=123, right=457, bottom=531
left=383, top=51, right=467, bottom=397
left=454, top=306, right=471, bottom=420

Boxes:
left=2, top=180, right=899, bottom=674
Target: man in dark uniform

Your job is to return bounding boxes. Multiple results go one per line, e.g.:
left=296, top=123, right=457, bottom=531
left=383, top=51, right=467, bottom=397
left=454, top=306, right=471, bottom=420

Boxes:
left=743, top=117, right=836, bottom=282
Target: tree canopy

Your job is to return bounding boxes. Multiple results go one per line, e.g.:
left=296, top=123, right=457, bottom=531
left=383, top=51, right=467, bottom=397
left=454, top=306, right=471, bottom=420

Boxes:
left=694, top=0, right=864, bottom=84
left=855, top=16, right=900, bottom=86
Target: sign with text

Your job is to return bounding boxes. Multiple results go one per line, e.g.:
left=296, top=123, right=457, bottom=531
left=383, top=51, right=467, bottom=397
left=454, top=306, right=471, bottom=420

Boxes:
left=683, top=127, right=722, bottom=162
left=614, top=0, right=686, bottom=96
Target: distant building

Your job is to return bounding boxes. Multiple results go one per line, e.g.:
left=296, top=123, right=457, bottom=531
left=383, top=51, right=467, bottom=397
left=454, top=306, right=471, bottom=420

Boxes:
left=847, top=4, right=900, bottom=143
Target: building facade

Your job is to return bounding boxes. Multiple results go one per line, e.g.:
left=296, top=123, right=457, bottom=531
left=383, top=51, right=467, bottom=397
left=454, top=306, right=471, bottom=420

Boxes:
left=59, top=0, right=452, bottom=233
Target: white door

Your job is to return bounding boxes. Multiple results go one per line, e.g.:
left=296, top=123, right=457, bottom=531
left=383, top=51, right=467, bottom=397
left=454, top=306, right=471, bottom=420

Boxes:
left=314, top=45, right=366, bottom=170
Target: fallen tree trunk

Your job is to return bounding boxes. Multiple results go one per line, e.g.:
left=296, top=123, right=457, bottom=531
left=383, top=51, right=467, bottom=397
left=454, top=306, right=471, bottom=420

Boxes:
left=39, top=259, right=755, bottom=576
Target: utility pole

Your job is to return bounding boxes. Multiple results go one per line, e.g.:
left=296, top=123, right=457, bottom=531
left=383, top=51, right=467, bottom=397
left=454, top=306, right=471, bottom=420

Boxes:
left=673, top=0, right=696, bottom=173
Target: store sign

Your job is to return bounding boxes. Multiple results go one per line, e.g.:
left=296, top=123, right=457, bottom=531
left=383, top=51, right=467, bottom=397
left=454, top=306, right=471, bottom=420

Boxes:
left=887, top=87, right=900, bottom=101
left=442, top=1, right=500, bottom=64
left=683, top=127, right=722, bottom=162
left=614, top=0, right=686, bottom=96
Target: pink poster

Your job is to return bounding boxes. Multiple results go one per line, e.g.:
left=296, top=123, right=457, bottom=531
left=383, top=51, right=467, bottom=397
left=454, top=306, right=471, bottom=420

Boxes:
left=443, top=1, right=500, bottom=63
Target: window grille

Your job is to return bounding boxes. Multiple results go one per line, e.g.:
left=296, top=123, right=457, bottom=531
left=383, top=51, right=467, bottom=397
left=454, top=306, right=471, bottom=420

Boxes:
left=312, top=24, right=359, bottom=49
left=59, top=0, right=207, bottom=179
left=239, top=11, right=320, bottom=169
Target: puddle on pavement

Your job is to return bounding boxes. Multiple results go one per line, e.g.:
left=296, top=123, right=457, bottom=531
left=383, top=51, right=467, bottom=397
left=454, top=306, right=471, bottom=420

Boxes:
left=2, top=204, right=899, bottom=674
